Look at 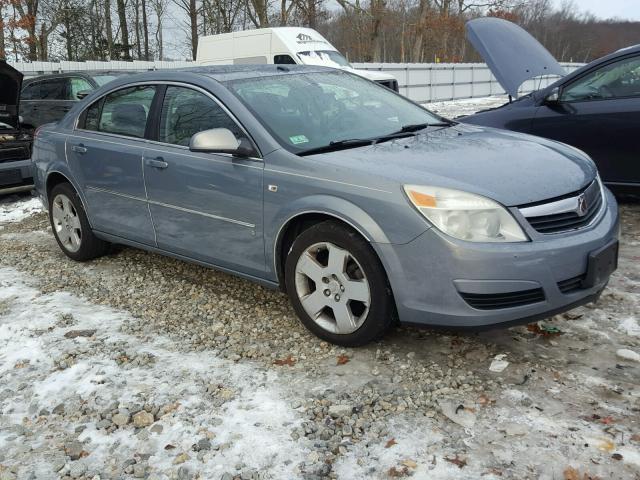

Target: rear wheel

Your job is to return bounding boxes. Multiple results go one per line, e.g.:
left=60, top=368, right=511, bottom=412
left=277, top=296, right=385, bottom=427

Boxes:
left=285, top=221, right=394, bottom=346
left=49, top=183, right=109, bottom=261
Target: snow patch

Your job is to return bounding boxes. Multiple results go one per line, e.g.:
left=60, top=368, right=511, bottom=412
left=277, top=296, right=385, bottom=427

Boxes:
left=0, top=196, right=42, bottom=223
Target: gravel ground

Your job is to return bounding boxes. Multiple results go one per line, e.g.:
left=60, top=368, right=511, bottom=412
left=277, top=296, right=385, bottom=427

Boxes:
left=1, top=98, right=639, bottom=479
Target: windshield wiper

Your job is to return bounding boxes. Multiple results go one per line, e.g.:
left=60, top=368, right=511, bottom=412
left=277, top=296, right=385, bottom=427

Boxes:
left=298, top=138, right=374, bottom=156
left=297, top=122, right=456, bottom=156
left=395, top=121, right=454, bottom=133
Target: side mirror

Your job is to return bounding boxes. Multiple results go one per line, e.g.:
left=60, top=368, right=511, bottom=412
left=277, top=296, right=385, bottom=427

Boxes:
left=76, top=90, right=92, bottom=100
left=544, top=87, right=561, bottom=104
left=189, top=128, right=256, bottom=157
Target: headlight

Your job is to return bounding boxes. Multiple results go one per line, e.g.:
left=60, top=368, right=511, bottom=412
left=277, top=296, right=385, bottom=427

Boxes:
left=404, top=185, right=528, bottom=242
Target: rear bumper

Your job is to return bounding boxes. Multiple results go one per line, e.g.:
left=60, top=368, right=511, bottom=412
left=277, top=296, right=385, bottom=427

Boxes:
left=0, top=159, right=34, bottom=194
left=376, top=188, right=620, bottom=328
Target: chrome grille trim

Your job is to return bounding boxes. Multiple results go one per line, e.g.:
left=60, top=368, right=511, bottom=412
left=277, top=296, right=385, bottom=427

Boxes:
left=519, top=179, right=605, bottom=234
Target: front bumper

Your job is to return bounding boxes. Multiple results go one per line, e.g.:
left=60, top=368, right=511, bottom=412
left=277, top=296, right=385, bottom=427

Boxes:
left=376, top=188, right=620, bottom=328
left=0, top=159, right=34, bottom=194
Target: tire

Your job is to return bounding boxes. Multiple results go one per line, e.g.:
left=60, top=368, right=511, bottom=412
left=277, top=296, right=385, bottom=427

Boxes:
left=284, top=221, right=394, bottom=346
left=49, top=182, right=109, bottom=262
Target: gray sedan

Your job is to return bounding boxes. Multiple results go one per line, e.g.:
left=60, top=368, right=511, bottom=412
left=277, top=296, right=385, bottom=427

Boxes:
left=32, top=65, right=619, bottom=346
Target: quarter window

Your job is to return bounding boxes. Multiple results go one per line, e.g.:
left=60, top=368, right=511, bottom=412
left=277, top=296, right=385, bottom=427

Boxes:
left=159, top=86, right=243, bottom=146
left=96, top=85, right=156, bottom=138
left=561, top=55, right=640, bottom=102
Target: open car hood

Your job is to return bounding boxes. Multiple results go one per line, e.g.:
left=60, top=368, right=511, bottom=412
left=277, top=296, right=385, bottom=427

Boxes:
left=0, top=60, right=23, bottom=130
left=466, top=17, right=566, bottom=98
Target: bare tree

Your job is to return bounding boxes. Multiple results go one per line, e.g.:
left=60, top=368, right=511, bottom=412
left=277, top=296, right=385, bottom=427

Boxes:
left=149, top=0, right=168, bottom=59
left=173, top=0, right=198, bottom=59
left=104, top=0, right=115, bottom=58
left=116, top=0, right=131, bottom=59
left=0, top=1, right=6, bottom=58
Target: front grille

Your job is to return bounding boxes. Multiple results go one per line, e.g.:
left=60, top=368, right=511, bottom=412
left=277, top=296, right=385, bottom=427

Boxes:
left=520, top=180, right=603, bottom=234
left=557, top=274, right=586, bottom=294
left=460, top=288, right=545, bottom=310
left=0, top=146, right=30, bottom=162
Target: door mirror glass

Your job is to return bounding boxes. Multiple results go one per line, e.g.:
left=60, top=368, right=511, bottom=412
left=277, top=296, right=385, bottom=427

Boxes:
left=76, top=89, right=92, bottom=100
left=544, top=87, right=560, bottom=104
left=189, top=128, right=255, bottom=157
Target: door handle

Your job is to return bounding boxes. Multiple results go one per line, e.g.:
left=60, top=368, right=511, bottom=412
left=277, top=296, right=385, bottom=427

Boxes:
left=71, top=144, right=87, bottom=154
left=145, top=157, right=169, bottom=169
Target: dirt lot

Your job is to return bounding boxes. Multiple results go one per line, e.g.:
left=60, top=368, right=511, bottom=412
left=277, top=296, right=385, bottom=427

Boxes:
left=1, top=97, right=639, bottom=480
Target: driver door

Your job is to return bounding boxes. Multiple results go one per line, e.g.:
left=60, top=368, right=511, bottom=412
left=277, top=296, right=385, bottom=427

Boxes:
left=531, top=54, right=640, bottom=184
left=143, top=85, right=265, bottom=277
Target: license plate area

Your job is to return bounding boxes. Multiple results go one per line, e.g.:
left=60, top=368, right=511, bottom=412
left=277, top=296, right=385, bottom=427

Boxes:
left=582, top=240, right=618, bottom=288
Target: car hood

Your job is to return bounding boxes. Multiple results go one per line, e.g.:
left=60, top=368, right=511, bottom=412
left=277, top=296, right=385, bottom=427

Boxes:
left=312, top=124, right=596, bottom=207
left=0, top=61, right=22, bottom=131
left=466, top=17, right=566, bottom=98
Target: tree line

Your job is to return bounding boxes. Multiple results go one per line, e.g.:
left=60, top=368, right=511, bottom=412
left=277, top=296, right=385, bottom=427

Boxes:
left=0, top=0, right=638, bottom=63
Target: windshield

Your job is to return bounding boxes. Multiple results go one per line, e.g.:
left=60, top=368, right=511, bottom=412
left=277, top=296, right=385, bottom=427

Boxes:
left=226, top=71, right=446, bottom=154
left=298, top=50, right=351, bottom=68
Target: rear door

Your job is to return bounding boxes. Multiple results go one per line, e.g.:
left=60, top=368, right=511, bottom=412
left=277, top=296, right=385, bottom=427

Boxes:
left=143, top=84, right=265, bottom=276
left=532, top=54, right=640, bottom=185
left=67, top=85, right=157, bottom=245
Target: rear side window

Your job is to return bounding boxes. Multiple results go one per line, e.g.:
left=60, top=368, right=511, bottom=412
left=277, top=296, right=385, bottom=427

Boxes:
left=159, top=86, right=243, bottom=146
left=39, top=79, right=70, bottom=100
left=96, top=85, right=156, bottom=138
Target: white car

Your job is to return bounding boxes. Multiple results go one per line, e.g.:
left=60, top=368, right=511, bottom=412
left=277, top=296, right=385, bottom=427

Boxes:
left=196, top=27, right=399, bottom=91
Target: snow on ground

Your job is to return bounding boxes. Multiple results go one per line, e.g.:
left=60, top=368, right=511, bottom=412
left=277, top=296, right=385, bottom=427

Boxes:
left=0, top=267, right=309, bottom=479
left=423, top=96, right=508, bottom=119
left=0, top=194, right=42, bottom=224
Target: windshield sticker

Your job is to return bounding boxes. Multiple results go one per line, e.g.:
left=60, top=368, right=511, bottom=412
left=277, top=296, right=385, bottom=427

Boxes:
left=289, top=135, right=309, bottom=145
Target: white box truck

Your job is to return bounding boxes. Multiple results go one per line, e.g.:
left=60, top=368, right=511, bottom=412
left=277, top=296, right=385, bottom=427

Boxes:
left=196, top=27, right=399, bottom=92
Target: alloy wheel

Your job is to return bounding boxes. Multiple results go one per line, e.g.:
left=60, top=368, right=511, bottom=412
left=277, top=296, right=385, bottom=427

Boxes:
left=51, top=193, right=82, bottom=253
left=294, top=242, right=371, bottom=334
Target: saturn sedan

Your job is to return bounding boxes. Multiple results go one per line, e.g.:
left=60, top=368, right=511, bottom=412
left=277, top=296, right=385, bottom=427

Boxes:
left=32, top=65, right=619, bottom=346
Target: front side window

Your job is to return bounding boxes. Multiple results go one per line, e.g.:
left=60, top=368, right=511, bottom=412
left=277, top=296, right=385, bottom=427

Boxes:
left=70, top=77, right=93, bottom=99
left=561, top=55, right=640, bottom=102
left=96, top=85, right=156, bottom=138
left=159, top=86, right=243, bottom=146
left=274, top=54, right=297, bottom=65
left=226, top=71, right=444, bottom=153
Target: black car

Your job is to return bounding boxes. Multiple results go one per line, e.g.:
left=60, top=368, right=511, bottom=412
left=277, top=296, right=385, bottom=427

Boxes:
left=462, top=18, right=640, bottom=191
left=20, top=71, right=132, bottom=129
left=0, top=60, right=33, bottom=194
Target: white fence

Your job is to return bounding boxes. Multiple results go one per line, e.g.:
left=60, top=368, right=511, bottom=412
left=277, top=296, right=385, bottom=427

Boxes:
left=353, top=62, right=584, bottom=103
left=9, top=59, right=583, bottom=103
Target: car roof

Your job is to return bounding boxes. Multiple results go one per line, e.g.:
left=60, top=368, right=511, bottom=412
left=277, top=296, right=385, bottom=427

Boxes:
left=157, top=64, right=333, bottom=82
left=22, top=71, right=137, bottom=83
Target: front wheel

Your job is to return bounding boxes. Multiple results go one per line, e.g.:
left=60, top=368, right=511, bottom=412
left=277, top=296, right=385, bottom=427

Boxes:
left=284, top=221, right=394, bottom=346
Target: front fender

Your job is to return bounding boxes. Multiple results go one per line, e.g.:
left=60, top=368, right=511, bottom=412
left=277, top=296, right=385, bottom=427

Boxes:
left=265, top=194, right=423, bottom=281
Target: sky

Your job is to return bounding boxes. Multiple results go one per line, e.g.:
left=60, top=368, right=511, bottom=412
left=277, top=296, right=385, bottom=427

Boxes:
left=561, top=0, right=640, bottom=20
